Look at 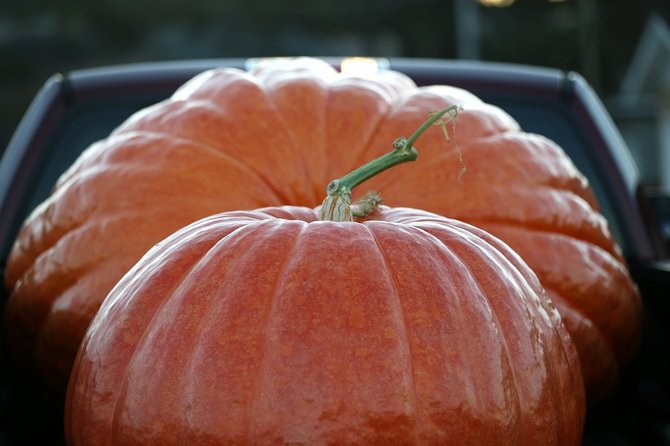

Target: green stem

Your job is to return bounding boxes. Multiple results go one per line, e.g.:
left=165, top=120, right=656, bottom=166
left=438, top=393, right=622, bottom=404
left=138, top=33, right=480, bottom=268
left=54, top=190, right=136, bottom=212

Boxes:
left=319, top=105, right=460, bottom=222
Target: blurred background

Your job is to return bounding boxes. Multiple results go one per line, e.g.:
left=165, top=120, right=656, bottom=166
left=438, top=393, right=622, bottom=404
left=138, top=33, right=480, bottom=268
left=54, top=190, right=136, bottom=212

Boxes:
left=1, top=0, right=669, bottom=189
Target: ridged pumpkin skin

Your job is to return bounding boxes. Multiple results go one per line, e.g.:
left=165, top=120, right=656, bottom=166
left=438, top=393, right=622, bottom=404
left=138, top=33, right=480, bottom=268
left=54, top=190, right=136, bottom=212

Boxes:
left=65, top=206, right=585, bottom=445
left=4, top=58, right=640, bottom=402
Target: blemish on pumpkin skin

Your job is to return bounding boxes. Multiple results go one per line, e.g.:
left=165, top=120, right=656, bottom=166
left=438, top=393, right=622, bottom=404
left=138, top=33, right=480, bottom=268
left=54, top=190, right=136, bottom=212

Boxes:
left=348, top=307, right=366, bottom=329
left=354, top=347, right=369, bottom=358
left=280, top=344, right=294, bottom=358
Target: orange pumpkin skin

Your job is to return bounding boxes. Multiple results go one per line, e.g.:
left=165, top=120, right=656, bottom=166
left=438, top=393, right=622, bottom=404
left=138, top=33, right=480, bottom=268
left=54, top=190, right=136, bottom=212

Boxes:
left=4, top=58, right=640, bottom=402
left=65, top=206, right=585, bottom=446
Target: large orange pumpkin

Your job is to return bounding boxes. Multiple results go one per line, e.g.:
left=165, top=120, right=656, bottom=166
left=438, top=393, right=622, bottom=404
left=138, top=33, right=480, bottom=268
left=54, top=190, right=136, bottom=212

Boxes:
left=65, top=205, right=585, bottom=445
left=4, top=57, right=640, bottom=403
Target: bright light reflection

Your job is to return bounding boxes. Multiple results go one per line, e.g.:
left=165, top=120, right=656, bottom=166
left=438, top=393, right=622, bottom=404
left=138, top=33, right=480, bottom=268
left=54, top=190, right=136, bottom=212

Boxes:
left=340, top=57, right=381, bottom=76
left=478, top=0, right=516, bottom=6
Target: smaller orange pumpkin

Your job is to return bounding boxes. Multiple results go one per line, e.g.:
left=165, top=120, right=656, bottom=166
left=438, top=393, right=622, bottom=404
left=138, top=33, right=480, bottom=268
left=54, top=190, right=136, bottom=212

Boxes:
left=66, top=205, right=585, bottom=445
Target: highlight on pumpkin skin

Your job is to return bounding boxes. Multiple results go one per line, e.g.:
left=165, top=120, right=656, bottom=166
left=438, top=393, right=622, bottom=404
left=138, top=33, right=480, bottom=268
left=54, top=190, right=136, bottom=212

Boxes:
left=319, top=105, right=462, bottom=222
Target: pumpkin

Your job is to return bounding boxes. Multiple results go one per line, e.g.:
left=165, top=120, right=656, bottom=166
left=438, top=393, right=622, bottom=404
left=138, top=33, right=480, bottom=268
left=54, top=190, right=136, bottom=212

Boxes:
left=65, top=204, right=585, bottom=445
left=4, top=57, right=640, bottom=403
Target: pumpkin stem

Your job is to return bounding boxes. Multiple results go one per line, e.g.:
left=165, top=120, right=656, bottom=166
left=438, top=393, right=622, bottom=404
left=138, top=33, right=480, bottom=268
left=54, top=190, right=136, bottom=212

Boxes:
left=319, top=105, right=461, bottom=221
